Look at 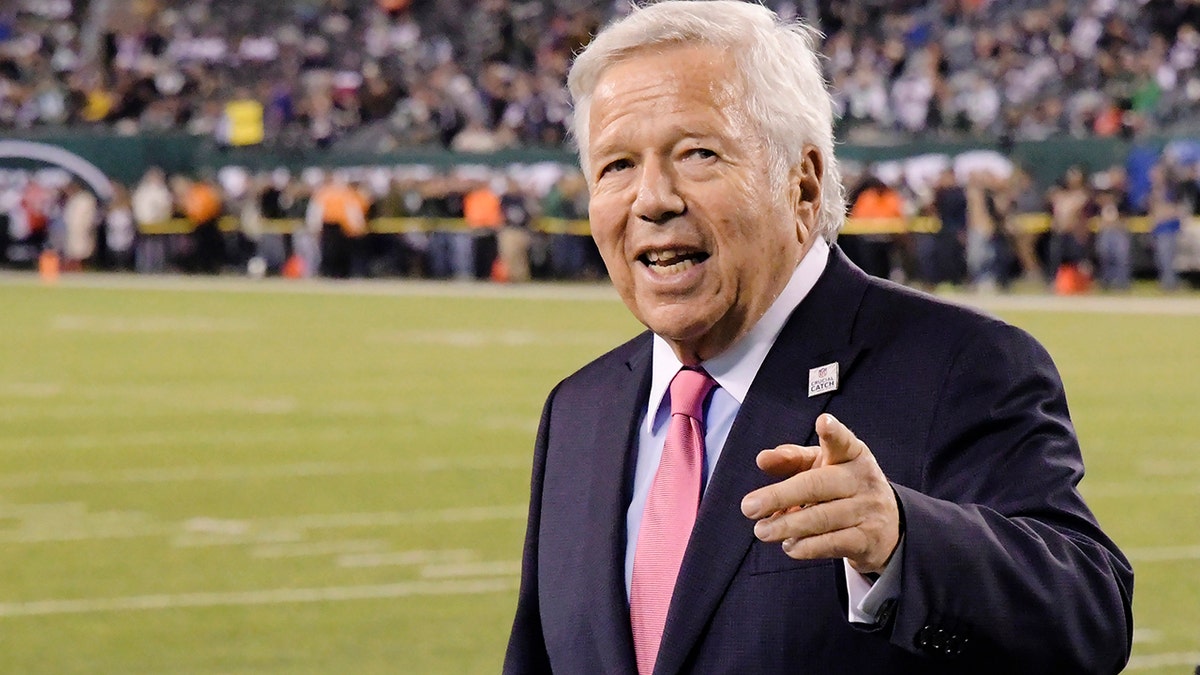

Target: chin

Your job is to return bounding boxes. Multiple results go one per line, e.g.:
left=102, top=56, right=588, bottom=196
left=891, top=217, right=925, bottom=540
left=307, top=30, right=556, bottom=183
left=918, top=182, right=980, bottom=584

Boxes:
left=641, top=306, right=716, bottom=345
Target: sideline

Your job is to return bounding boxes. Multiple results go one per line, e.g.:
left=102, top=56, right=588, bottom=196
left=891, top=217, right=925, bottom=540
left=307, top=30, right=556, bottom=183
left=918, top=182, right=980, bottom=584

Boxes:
left=0, top=577, right=518, bottom=618
left=4, top=270, right=1199, bottom=314
left=0, top=271, right=621, bottom=302
left=1125, top=652, right=1200, bottom=670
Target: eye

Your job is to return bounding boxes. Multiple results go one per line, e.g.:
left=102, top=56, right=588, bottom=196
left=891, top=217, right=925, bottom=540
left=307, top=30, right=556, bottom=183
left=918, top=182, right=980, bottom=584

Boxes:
left=683, top=147, right=718, bottom=161
left=599, top=158, right=633, bottom=178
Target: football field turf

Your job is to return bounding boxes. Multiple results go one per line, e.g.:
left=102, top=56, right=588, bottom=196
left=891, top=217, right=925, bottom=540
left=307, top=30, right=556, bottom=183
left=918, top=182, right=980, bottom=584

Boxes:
left=0, top=274, right=1197, bottom=673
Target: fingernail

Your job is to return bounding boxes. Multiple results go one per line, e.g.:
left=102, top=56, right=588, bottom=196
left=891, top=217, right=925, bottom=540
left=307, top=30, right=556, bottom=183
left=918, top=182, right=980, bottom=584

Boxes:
left=782, top=538, right=796, bottom=552
left=754, top=520, right=771, bottom=538
left=741, top=496, right=760, bottom=516
left=823, top=413, right=838, bottom=426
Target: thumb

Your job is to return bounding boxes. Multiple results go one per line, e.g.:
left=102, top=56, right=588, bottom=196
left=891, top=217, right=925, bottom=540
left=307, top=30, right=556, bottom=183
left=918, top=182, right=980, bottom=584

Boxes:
left=756, top=443, right=821, bottom=478
left=817, top=413, right=862, bottom=465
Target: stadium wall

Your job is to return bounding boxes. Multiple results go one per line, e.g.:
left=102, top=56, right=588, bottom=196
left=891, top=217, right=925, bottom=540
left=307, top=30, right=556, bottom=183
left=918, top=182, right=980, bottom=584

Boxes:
left=0, top=129, right=1171, bottom=190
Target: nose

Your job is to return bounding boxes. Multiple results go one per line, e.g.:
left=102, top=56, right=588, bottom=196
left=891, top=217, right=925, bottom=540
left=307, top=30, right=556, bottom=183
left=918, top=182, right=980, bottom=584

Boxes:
left=632, top=157, right=686, bottom=224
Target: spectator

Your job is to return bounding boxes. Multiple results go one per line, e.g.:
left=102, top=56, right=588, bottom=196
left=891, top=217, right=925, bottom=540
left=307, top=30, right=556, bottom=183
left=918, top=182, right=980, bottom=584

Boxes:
left=541, top=169, right=592, bottom=279
left=131, top=167, right=174, bottom=272
left=1004, top=168, right=1048, bottom=285
left=1094, top=188, right=1132, bottom=291
left=1148, top=163, right=1182, bottom=291
left=104, top=182, right=136, bottom=271
left=929, top=167, right=968, bottom=286
left=846, top=172, right=904, bottom=279
left=180, top=174, right=225, bottom=274
left=462, top=178, right=504, bottom=279
left=10, top=0, right=1200, bottom=145
left=61, top=180, right=98, bottom=271
left=964, top=171, right=1001, bottom=291
left=1046, top=166, right=1093, bottom=285
left=307, top=172, right=370, bottom=278
left=496, top=177, right=532, bottom=282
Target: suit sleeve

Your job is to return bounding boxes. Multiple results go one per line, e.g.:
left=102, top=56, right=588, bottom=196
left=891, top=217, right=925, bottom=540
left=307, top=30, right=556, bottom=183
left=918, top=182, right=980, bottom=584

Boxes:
left=888, top=321, right=1134, bottom=673
left=503, top=384, right=558, bottom=674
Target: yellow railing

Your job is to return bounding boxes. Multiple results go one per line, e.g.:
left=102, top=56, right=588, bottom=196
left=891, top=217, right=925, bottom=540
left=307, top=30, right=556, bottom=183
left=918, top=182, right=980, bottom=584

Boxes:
left=136, top=214, right=1154, bottom=237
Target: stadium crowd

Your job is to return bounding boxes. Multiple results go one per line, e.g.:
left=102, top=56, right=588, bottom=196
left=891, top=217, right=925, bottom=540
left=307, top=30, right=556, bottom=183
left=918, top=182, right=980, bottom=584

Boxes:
left=1, top=0, right=1199, bottom=291
left=1, top=153, right=1195, bottom=292
left=5, top=0, right=1200, bottom=146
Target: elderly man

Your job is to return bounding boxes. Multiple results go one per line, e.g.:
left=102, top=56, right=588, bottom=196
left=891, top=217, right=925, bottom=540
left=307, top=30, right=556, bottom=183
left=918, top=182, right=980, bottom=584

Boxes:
left=505, top=3, right=1133, bottom=674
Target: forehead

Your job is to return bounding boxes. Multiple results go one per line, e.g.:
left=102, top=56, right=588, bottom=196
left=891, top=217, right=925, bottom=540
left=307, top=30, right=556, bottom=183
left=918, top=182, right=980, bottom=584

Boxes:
left=587, top=44, right=746, bottom=148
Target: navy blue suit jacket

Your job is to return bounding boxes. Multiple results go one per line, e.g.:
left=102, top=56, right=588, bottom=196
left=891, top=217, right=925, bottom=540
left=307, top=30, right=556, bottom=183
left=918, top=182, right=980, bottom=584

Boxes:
left=505, top=247, right=1133, bottom=674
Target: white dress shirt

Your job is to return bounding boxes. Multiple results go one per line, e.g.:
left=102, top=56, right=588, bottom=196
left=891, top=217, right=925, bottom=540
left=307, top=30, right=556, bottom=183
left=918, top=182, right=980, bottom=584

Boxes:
left=624, top=237, right=903, bottom=624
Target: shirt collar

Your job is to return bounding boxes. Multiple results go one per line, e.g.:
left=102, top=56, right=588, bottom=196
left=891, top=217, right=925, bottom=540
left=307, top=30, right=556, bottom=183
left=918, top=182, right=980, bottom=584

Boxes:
left=646, top=236, right=831, bottom=433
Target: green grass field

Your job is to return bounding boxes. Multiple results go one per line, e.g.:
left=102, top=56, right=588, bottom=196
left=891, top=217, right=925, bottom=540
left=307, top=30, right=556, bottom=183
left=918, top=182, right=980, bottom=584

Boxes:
left=0, top=274, right=1197, bottom=674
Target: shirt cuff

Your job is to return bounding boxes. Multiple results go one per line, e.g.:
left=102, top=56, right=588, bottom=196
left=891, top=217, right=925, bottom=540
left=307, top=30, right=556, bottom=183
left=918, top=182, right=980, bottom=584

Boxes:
left=844, top=535, right=905, bottom=624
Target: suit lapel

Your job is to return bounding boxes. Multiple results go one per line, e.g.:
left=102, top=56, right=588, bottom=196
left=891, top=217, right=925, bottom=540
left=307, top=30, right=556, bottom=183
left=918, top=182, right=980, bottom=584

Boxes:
left=578, top=336, right=651, bottom=674
left=654, top=247, right=872, bottom=675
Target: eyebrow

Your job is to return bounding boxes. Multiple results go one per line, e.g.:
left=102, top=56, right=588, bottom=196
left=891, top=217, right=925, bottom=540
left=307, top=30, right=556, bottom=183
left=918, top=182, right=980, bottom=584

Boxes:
left=590, top=127, right=725, bottom=159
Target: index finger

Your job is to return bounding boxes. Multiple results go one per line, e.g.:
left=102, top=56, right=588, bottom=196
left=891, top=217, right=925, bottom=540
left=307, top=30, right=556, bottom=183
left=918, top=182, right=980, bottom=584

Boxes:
left=817, top=413, right=862, bottom=466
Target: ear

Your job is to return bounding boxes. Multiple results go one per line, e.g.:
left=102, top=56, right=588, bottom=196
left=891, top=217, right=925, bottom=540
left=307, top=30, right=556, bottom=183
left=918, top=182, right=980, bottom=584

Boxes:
left=788, top=145, right=824, bottom=245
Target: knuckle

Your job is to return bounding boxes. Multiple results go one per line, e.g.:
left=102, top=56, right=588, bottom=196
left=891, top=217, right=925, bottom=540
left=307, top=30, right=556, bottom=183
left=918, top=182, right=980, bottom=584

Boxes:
left=814, top=507, right=835, bottom=535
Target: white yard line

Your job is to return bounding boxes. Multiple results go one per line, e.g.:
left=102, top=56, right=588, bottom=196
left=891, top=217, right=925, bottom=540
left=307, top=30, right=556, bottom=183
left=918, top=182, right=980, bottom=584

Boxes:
left=0, top=456, right=528, bottom=488
left=338, top=548, right=477, bottom=568
left=1125, top=545, right=1200, bottom=562
left=0, top=271, right=622, bottom=302
left=0, top=578, right=519, bottom=618
left=49, top=314, right=257, bottom=334
left=1132, top=628, right=1163, bottom=644
left=0, top=504, right=527, bottom=544
left=277, top=505, right=528, bottom=530
left=420, top=560, right=523, bottom=579
left=1125, top=652, right=1200, bottom=670
left=1081, top=482, right=1200, bottom=497
left=0, top=427, right=358, bottom=454
left=250, top=539, right=389, bottom=559
left=5, top=270, right=1199, bottom=311
left=1138, top=459, right=1200, bottom=476
left=367, top=329, right=621, bottom=348
left=944, top=292, right=1200, bottom=316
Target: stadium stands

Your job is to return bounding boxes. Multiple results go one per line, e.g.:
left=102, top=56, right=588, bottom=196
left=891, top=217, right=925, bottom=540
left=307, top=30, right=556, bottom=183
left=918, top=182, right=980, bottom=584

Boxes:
left=2, top=0, right=1200, bottom=289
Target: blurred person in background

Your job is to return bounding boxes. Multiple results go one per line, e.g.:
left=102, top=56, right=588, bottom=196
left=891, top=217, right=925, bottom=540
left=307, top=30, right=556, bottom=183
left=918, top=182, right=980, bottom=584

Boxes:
left=963, top=171, right=1001, bottom=292
left=180, top=174, right=225, bottom=274
left=132, top=167, right=173, bottom=230
left=846, top=170, right=904, bottom=280
left=60, top=180, right=97, bottom=271
left=307, top=172, right=370, bottom=278
left=419, top=173, right=460, bottom=279
left=1004, top=168, right=1048, bottom=285
left=17, top=178, right=52, bottom=258
left=462, top=177, right=503, bottom=279
left=1093, top=187, right=1132, bottom=291
left=219, top=87, right=265, bottom=148
left=131, top=167, right=174, bottom=273
left=0, top=184, right=14, bottom=267
left=1148, top=163, right=1182, bottom=291
left=541, top=168, right=593, bottom=279
left=929, top=167, right=967, bottom=287
left=104, top=181, right=136, bottom=271
left=1046, top=166, right=1094, bottom=288
left=496, top=176, right=533, bottom=282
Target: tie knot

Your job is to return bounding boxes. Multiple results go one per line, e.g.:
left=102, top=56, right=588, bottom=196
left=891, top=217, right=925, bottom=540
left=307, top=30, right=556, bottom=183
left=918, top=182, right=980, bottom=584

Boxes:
left=669, top=368, right=716, bottom=420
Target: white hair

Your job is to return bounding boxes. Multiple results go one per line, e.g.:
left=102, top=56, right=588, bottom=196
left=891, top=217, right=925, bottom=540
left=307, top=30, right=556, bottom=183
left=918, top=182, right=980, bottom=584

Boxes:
left=567, top=0, right=846, bottom=240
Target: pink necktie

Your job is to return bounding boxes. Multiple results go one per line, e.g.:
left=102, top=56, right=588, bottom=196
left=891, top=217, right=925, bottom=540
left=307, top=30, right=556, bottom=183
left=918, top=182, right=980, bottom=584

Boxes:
left=630, top=367, right=717, bottom=675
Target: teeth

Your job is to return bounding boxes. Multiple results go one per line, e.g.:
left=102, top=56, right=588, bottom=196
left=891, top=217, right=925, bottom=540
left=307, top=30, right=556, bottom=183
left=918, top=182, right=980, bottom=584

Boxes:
left=641, top=248, right=706, bottom=276
left=645, top=249, right=690, bottom=264
left=647, top=257, right=697, bottom=276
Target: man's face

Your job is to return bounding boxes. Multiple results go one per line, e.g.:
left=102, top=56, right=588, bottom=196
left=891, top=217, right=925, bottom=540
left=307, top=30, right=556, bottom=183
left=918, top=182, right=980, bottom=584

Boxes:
left=586, top=44, right=814, bottom=363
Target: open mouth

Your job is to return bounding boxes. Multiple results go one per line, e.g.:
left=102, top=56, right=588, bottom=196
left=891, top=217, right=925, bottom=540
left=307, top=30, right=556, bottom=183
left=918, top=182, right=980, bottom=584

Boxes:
left=638, top=248, right=710, bottom=276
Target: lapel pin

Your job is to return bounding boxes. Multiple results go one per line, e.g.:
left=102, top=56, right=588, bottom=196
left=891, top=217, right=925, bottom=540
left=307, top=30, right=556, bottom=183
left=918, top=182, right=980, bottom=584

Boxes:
left=808, top=362, right=839, bottom=397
